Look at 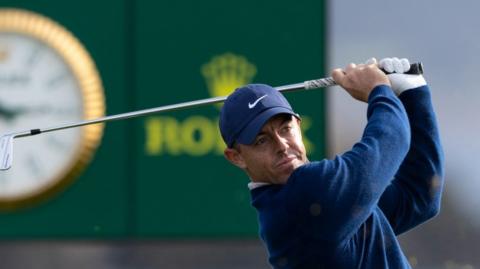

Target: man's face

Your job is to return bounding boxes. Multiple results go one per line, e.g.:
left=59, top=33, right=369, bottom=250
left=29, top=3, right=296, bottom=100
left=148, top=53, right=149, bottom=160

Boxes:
left=224, top=114, right=308, bottom=184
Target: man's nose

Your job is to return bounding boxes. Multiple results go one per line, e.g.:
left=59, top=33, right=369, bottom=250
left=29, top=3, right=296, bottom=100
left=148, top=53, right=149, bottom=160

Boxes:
left=273, top=133, right=289, bottom=152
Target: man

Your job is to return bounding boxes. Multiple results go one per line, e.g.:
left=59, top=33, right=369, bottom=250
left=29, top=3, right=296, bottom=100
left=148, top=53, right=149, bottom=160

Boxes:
left=219, top=57, right=444, bottom=269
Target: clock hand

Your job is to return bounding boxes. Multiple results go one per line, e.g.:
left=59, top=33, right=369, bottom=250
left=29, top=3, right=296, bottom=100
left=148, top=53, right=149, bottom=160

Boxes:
left=0, top=104, right=68, bottom=121
left=0, top=103, right=26, bottom=122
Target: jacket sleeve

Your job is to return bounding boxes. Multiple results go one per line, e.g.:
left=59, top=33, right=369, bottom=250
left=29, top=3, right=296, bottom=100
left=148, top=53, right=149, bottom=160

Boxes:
left=286, top=85, right=411, bottom=242
left=377, top=85, right=445, bottom=235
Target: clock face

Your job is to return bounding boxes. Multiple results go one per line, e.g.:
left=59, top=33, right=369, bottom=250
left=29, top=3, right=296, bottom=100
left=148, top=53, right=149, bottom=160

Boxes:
left=0, top=33, right=84, bottom=199
left=0, top=9, right=105, bottom=210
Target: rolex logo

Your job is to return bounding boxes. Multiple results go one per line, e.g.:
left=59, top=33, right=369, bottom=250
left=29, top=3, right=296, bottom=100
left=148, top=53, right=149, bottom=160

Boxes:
left=201, top=53, right=257, bottom=100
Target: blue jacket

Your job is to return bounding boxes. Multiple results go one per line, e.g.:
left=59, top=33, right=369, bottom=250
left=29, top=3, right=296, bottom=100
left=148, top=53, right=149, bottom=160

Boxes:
left=250, top=85, right=444, bottom=269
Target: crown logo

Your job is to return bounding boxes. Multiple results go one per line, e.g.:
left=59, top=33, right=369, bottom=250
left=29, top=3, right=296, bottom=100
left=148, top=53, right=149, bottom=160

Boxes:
left=201, top=53, right=257, bottom=100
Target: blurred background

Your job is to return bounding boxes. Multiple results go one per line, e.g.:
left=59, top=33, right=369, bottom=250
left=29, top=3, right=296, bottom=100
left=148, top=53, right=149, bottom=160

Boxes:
left=0, top=0, right=477, bottom=268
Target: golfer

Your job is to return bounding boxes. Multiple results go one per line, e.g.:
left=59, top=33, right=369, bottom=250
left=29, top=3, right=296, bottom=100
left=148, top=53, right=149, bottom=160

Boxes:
left=219, top=57, right=444, bottom=269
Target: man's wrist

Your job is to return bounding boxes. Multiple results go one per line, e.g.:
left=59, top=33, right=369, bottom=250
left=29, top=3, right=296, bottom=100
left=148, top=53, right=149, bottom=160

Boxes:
left=368, top=84, right=396, bottom=103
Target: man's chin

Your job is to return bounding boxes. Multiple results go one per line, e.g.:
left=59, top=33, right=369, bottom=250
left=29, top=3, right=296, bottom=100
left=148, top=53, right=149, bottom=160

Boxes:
left=274, top=159, right=305, bottom=183
left=275, top=167, right=296, bottom=184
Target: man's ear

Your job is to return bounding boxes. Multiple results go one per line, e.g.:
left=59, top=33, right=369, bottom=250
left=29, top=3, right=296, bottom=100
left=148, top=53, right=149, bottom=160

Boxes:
left=224, top=147, right=247, bottom=169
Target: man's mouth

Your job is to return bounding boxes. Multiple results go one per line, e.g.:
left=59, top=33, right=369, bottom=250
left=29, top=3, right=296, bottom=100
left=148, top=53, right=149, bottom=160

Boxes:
left=276, top=155, right=297, bottom=168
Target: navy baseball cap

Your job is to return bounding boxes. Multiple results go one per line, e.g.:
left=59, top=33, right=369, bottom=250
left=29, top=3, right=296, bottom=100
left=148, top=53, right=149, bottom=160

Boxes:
left=219, top=84, right=299, bottom=148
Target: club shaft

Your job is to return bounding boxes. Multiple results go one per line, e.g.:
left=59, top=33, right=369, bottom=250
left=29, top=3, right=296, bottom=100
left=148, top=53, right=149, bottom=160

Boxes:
left=12, top=77, right=336, bottom=139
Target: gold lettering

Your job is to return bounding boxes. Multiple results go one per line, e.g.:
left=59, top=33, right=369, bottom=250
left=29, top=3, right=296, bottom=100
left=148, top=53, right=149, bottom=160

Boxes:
left=145, top=117, right=182, bottom=155
left=145, top=118, right=161, bottom=155
left=181, top=116, right=215, bottom=156
left=144, top=115, right=317, bottom=157
left=164, top=117, right=183, bottom=155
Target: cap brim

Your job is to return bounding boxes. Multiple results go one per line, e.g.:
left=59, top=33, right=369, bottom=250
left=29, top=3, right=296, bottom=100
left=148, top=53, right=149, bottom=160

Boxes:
left=236, top=107, right=298, bottom=145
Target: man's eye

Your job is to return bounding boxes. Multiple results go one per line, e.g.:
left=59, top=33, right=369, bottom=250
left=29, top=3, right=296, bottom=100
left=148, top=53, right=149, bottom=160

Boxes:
left=255, top=137, right=267, bottom=145
left=282, top=125, right=293, bottom=133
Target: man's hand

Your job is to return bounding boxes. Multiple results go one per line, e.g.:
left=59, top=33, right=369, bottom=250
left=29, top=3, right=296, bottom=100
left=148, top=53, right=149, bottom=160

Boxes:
left=378, top=57, right=427, bottom=95
left=332, top=59, right=391, bottom=102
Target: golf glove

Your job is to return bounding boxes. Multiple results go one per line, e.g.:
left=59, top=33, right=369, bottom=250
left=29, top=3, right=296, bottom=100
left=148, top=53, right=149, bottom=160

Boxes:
left=378, top=57, right=427, bottom=95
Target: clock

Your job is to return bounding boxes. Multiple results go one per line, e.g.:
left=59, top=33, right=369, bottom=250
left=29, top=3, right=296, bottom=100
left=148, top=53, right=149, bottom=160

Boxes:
left=0, top=8, right=105, bottom=210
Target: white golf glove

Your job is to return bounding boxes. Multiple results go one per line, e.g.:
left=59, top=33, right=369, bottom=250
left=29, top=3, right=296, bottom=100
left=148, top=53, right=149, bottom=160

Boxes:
left=377, top=57, right=427, bottom=95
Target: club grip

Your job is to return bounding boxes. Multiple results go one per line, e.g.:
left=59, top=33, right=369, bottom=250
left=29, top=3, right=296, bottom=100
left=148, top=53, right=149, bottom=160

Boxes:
left=381, top=62, right=423, bottom=75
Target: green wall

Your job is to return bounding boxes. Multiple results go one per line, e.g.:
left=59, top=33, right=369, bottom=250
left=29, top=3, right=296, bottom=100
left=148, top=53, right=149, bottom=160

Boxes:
left=0, top=0, right=326, bottom=238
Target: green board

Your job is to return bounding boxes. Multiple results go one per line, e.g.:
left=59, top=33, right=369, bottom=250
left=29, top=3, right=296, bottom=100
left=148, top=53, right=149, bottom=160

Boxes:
left=0, top=0, right=326, bottom=238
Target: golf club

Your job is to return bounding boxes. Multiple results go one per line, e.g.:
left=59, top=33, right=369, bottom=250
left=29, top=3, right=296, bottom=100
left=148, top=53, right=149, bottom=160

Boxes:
left=0, top=62, right=423, bottom=171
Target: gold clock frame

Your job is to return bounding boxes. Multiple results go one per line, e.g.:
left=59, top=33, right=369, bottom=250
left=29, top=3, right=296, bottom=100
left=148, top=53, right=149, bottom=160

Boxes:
left=0, top=8, right=105, bottom=210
